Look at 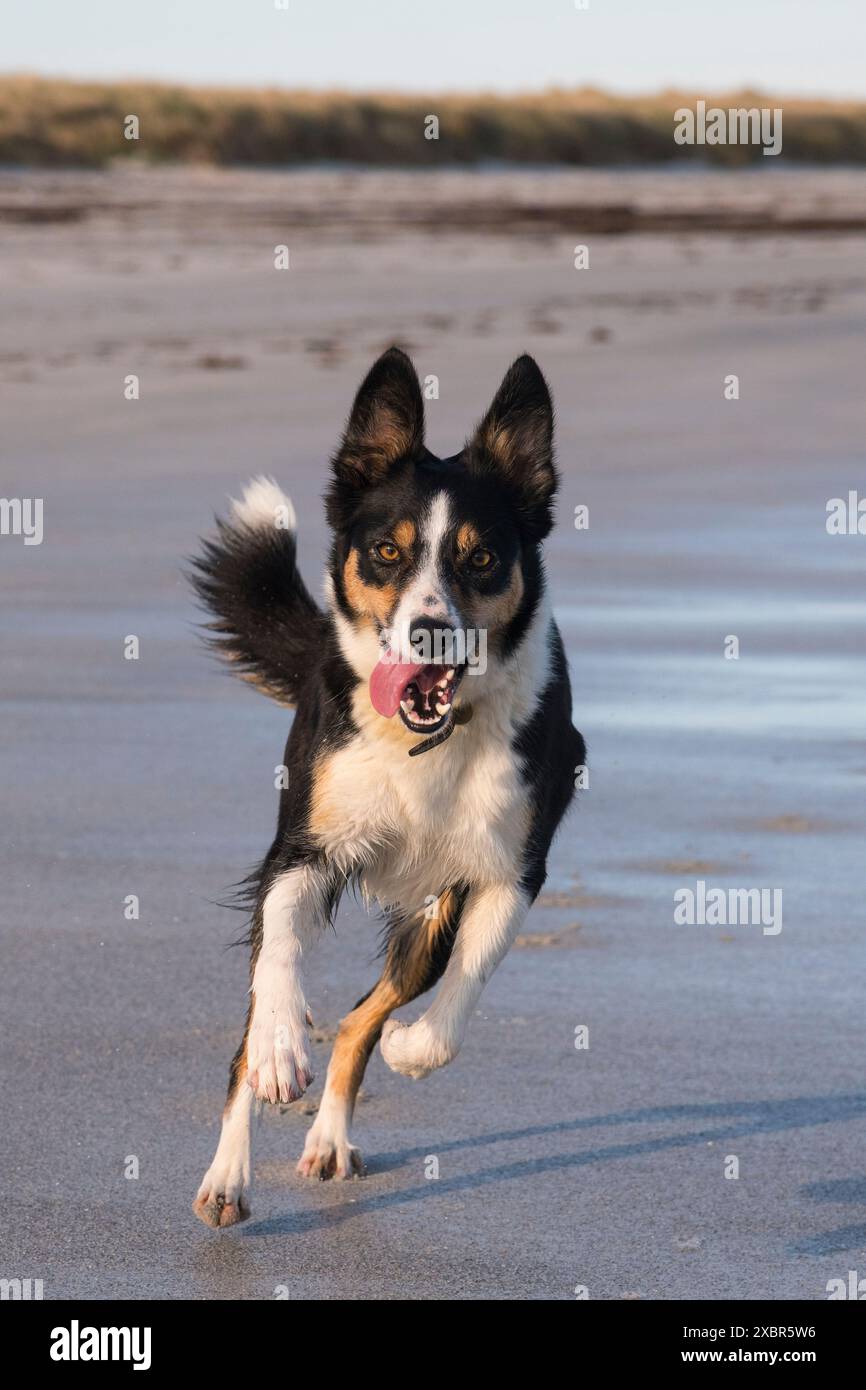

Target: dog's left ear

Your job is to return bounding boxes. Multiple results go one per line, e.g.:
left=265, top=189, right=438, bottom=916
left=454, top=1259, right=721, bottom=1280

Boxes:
left=328, top=348, right=424, bottom=524
left=467, top=355, right=556, bottom=540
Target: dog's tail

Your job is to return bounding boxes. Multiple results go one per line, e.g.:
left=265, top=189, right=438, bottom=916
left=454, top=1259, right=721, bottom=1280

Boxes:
left=189, top=476, right=325, bottom=708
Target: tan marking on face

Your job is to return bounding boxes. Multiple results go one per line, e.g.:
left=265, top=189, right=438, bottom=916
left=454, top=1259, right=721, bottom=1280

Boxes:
left=343, top=547, right=397, bottom=626
left=392, top=519, right=416, bottom=551
left=467, top=557, right=525, bottom=641
left=456, top=521, right=482, bottom=555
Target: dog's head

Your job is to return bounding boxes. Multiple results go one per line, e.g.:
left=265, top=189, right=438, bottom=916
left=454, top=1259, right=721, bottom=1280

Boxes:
left=326, top=347, right=556, bottom=746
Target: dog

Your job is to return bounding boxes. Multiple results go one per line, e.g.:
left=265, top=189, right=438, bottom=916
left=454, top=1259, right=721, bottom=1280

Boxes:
left=190, top=347, right=585, bottom=1227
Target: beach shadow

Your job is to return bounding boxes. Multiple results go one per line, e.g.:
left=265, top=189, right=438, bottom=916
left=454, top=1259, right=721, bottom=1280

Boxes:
left=790, top=1174, right=866, bottom=1256
left=242, top=1090, right=866, bottom=1240
left=789, top=1224, right=866, bottom=1257
left=800, top=1176, right=866, bottom=1204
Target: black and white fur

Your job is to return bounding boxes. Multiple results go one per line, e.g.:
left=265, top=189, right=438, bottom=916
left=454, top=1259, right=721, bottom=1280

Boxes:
left=190, top=348, right=585, bottom=1227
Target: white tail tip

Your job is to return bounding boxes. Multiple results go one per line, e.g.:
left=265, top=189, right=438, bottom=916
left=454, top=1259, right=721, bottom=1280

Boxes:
left=230, top=475, right=296, bottom=533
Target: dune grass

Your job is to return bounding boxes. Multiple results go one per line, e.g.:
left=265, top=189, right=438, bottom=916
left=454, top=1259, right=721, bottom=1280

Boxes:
left=2, top=75, right=866, bottom=167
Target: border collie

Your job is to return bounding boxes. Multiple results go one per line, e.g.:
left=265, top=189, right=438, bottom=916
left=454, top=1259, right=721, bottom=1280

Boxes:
left=191, top=348, right=585, bottom=1227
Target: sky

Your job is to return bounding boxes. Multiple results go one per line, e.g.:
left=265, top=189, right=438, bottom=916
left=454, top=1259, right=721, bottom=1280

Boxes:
left=4, top=0, right=865, bottom=98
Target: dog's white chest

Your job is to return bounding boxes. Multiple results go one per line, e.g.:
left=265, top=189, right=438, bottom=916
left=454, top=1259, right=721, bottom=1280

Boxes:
left=311, top=707, right=528, bottom=909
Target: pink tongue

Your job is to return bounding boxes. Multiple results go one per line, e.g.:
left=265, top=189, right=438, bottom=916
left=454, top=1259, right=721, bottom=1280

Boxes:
left=370, top=656, right=425, bottom=718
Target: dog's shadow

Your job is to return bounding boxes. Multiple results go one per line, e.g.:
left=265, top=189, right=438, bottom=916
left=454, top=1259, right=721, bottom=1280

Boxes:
left=241, top=1091, right=866, bottom=1241
left=790, top=1175, right=866, bottom=1255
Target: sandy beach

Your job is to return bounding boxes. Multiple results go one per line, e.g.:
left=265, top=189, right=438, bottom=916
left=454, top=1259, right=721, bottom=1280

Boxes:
left=2, top=164, right=865, bottom=1299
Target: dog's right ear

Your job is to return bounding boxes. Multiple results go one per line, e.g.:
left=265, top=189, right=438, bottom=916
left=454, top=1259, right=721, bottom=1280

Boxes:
left=327, top=348, right=424, bottom=525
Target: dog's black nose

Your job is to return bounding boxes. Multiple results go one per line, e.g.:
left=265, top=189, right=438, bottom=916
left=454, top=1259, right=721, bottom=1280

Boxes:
left=409, top=617, right=456, bottom=664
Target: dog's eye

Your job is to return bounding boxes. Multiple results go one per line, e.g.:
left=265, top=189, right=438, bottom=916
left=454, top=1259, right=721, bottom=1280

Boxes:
left=470, top=547, right=495, bottom=570
left=375, top=541, right=401, bottom=563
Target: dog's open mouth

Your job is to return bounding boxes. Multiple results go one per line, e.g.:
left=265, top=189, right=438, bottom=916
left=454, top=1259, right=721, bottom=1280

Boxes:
left=398, top=663, right=465, bottom=734
left=370, top=655, right=466, bottom=736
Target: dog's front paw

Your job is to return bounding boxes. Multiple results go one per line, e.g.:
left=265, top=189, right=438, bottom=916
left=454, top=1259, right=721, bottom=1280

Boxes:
left=193, top=1168, right=251, bottom=1229
left=247, top=1006, right=313, bottom=1105
left=380, top=1018, right=453, bottom=1079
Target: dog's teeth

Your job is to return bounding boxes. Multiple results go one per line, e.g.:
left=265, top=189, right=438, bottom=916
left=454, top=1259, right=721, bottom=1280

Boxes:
left=401, top=699, right=414, bottom=713
left=445, top=668, right=455, bottom=680
left=435, top=702, right=450, bottom=716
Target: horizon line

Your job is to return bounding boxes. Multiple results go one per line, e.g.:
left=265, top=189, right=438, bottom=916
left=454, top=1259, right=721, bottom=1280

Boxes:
left=2, top=70, right=865, bottom=106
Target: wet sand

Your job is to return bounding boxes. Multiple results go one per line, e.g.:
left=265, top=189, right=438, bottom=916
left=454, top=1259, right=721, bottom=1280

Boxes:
left=2, top=167, right=865, bottom=1299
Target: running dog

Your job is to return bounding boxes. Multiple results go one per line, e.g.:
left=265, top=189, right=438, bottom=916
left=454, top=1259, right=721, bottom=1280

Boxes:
left=191, top=347, right=585, bottom=1226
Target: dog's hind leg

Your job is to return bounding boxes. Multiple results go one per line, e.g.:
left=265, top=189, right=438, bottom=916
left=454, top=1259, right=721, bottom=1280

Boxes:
left=193, top=1009, right=256, bottom=1228
left=297, top=886, right=466, bottom=1180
